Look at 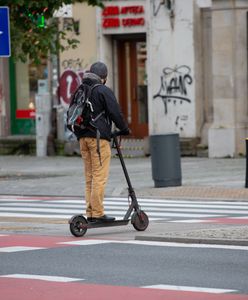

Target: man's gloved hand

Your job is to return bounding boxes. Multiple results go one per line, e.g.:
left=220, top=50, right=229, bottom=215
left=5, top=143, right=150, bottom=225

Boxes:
left=111, top=128, right=130, bottom=138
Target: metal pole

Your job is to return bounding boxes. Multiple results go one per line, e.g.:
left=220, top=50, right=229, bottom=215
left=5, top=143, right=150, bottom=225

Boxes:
left=246, top=138, right=248, bottom=188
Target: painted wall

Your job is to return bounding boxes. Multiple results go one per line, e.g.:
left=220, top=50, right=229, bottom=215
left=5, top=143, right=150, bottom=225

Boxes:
left=58, top=3, right=97, bottom=108
left=96, top=0, right=147, bottom=92
left=147, top=0, right=199, bottom=138
left=208, top=0, right=248, bottom=157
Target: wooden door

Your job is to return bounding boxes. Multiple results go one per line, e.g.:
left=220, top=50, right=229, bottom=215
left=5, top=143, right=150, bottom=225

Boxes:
left=117, top=39, right=148, bottom=138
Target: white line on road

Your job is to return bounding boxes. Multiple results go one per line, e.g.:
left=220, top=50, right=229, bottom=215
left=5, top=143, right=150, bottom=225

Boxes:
left=0, top=212, right=72, bottom=219
left=0, top=212, right=160, bottom=221
left=0, top=246, right=45, bottom=252
left=0, top=274, right=84, bottom=282
left=1, top=202, right=248, bottom=212
left=58, top=239, right=248, bottom=251
left=125, top=240, right=248, bottom=251
left=1, top=196, right=248, bottom=206
left=59, top=240, right=113, bottom=246
left=142, top=284, right=237, bottom=294
left=0, top=207, right=225, bottom=218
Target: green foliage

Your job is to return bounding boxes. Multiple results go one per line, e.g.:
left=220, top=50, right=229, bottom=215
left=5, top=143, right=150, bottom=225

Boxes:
left=0, top=0, right=104, bottom=64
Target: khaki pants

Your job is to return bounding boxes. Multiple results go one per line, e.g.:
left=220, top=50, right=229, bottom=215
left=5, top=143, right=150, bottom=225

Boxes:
left=79, top=137, right=111, bottom=218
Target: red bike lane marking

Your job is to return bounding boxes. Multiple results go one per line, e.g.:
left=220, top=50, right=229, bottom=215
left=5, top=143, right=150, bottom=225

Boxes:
left=0, top=278, right=247, bottom=300
left=0, top=234, right=84, bottom=249
left=204, top=218, right=248, bottom=225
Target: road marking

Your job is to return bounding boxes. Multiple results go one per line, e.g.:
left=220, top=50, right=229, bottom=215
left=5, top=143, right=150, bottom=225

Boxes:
left=0, top=274, right=84, bottom=282
left=59, top=239, right=248, bottom=251
left=1, top=196, right=247, bottom=224
left=0, top=246, right=45, bottom=252
left=168, top=219, right=210, bottom=223
left=127, top=240, right=248, bottom=251
left=59, top=239, right=113, bottom=246
left=142, top=284, right=237, bottom=294
left=2, top=195, right=248, bottom=206
left=2, top=202, right=248, bottom=213
left=0, top=207, right=225, bottom=218
left=0, top=212, right=72, bottom=219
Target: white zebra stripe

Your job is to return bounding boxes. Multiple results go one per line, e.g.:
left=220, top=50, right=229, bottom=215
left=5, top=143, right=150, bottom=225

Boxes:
left=0, top=274, right=84, bottom=282
left=0, top=203, right=247, bottom=214
left=141, top=284, right=237, bottom=294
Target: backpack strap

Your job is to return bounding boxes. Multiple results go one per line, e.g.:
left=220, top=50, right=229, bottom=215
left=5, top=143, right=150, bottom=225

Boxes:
left=87, top=83, right=105, bottom=166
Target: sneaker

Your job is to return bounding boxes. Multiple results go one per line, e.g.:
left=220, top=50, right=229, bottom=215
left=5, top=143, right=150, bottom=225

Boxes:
left=93, top=215, right=116, bottom=222
left=87, top=217, right=95, bottom=223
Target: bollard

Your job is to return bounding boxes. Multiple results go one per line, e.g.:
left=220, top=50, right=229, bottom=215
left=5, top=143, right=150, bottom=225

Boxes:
left=246, top=138, right=248, bottom=188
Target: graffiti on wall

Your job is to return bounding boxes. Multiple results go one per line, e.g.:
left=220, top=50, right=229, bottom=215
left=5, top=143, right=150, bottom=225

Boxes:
left=58, top=58, right=90, bottom=107
left=153, top=65, right=193, bottom=131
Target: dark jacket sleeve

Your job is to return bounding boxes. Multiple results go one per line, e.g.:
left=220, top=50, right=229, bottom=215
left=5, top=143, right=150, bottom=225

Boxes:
left=99, top=86, right=129, bottom=132
left=76, top=84, right=129, bottom=141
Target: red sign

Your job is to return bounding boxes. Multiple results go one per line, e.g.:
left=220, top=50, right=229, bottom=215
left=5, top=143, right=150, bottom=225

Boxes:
left=58, top=69, right=80, bottom=107
left=102, top=6, right=119, bottom=16
left=16, top=109, right=36, bottom=119
left=122, top=18, right=144, bottom=27
left=102, top=5, right=145, bottom=29
left=103, top=18, right=120, bottom=28
left=120, top=6, right=144, bottom=14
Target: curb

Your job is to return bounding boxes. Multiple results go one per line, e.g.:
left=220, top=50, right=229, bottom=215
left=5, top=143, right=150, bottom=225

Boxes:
left=135, top=235, right=248, bottom=246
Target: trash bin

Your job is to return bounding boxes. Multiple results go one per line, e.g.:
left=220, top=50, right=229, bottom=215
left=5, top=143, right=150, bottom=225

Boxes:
left=150, top=133, right=182, bottom=187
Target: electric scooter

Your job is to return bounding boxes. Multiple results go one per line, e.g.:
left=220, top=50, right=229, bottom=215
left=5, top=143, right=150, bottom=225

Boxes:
left=69, top=133, right=149, bottom=237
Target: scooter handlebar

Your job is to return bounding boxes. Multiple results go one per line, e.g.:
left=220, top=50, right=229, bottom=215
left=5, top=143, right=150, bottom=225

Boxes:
left=111, top=128, right=130, bottom=138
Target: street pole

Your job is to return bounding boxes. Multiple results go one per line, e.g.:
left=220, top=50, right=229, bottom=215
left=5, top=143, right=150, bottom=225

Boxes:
left=246, top=138, right=248, bottom=188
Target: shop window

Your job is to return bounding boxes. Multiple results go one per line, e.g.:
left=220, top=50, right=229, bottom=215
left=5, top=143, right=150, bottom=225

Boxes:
left=16, top=57, right=48, bottom=111
left=12, top=58, right=48, bottom=135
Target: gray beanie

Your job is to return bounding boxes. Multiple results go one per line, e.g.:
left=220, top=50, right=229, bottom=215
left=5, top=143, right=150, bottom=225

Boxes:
left=90, top=61, right=108, bottom=79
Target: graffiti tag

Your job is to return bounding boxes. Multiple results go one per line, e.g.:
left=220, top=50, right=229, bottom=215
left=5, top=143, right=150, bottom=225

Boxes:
left=153, top=65, right=193, bottom=114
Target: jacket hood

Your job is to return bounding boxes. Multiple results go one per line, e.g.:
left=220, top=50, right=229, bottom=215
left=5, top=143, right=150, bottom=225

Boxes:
left=82, top=72, right=102, bottom=85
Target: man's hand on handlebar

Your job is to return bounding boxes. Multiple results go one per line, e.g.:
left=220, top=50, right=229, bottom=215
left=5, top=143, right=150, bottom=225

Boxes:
left=111, top=128, right=130, bottom=138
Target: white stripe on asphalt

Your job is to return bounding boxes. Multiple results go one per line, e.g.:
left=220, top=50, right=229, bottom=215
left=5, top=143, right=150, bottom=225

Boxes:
left=58, top=239, right=248, bottom=251
left=0, top=203, right=248, bottom=215
left=0, top=207, right=225, bottom=218
left=1, top=196, right=248, bottom=206
left=0, top=274, right=84, bottom=282
left=0, top=246, right=45, bottom=252
left=142, top=284, right=237, bottom=294
left=0, top=212, right=72, bottom=219
left=168, top=219, right=205, bottom=223
left=59, top=240, right=113, bottom=246
left=124, top=240, right=248, bottom=251
left=0, top=212, right=160, bottom=221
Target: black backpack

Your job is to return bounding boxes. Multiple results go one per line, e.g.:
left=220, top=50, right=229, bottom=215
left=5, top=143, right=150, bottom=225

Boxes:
left=66, top=83, right=105, bottom=165
left=67, top=83, right=103, bottom=133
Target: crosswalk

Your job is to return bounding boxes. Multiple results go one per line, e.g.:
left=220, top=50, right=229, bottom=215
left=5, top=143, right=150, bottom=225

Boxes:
left=0, top=195, right=248, bottom=223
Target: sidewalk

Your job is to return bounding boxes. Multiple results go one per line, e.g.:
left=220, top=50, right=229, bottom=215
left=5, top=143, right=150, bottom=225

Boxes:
left=0, top=155, right=248, bottom=245
left=0, top=155, right=247, bottom=199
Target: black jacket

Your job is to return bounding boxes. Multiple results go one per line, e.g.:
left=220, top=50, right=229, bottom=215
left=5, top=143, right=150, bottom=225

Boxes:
left=70, top=73, right=129, bottom=141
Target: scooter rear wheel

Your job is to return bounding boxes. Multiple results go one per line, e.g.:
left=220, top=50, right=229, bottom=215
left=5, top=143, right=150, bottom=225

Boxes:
left=132, top=211, right=149, bottom=231
left=69, top=215, right=87, bottom=237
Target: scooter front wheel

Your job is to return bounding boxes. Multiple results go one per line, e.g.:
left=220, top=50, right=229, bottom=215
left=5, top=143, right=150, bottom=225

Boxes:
left=132, top=211, right=149, bottom=231
left=69, top=215, right=87, bottom=237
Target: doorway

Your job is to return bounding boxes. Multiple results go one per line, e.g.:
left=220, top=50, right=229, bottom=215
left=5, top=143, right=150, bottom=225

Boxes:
left=117, top=37, right=148, bottom=138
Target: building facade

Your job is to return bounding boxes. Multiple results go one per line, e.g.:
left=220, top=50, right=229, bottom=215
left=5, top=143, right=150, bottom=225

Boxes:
left=0, top=0, right=247, bottom=157
left=96, top=0, right=248, bottom=157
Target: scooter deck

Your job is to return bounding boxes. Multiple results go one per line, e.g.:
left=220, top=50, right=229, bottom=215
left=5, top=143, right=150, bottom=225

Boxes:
left=84, top=219, right=130, bottom=229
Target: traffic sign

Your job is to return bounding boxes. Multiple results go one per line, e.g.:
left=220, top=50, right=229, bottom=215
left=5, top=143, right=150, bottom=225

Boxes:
left=0, top=7, right=11, bottom=57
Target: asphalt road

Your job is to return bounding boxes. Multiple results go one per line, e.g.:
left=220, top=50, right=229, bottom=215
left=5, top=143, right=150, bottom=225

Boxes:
left=1, top=235, right=248, bottom=299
